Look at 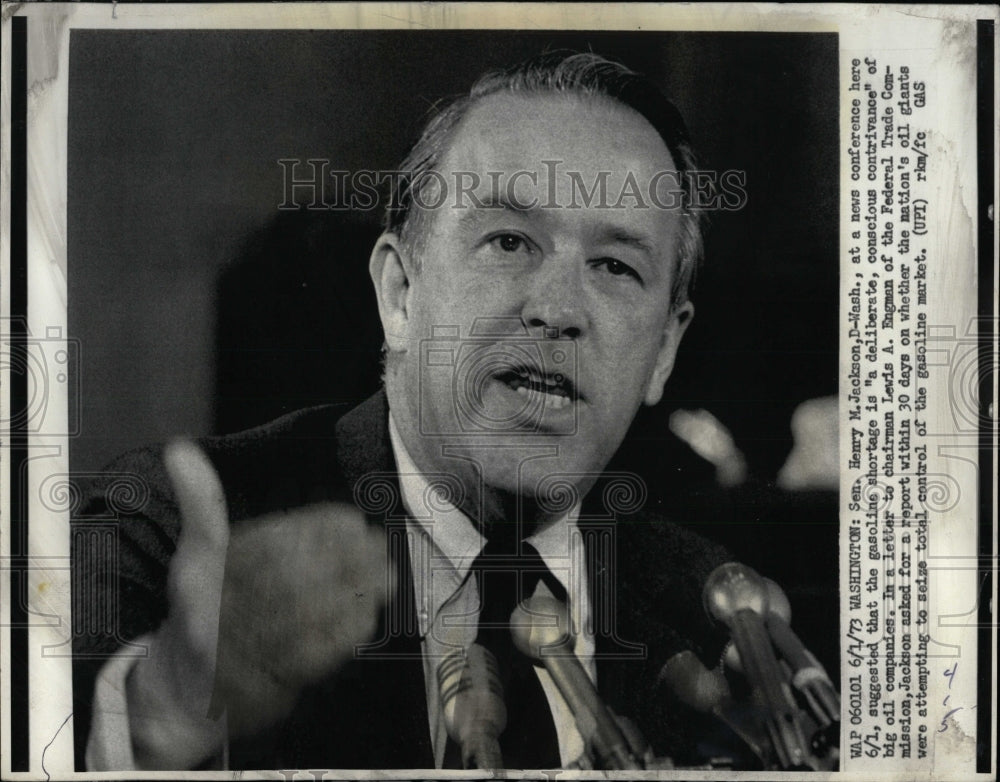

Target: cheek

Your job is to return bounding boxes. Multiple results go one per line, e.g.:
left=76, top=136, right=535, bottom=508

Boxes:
left=593, top=300, right=667, bottom=362
left=414, top=265, right=508, bottom=322
left=586, top=326, right=667, bottom=413
left=409, top=287, right=462, bottom=336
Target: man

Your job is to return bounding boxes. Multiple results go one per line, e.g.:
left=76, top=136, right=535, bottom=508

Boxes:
left=73, top=51, right=736, bottom=770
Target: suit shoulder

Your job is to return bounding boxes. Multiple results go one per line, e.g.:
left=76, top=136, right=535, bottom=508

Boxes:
left=199, top=403, right=355, bottom=519
left=611, top=506, right=731, bottom=661
left=615, top=506, right=731, bottom=583
left=79, top=403, right=355, bottom=527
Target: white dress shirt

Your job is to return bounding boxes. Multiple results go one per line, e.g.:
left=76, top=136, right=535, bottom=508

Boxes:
left=85, top=414, right=595, bottom=769
left=388, top=415, right=596, bottom=768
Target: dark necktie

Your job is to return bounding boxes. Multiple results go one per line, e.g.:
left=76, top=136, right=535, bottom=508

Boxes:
left=443, top=531, right=565, bottom=769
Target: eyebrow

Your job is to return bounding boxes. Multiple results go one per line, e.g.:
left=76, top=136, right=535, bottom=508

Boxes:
left=455, top=191, right=658, bottom=259
left=459, top=190, right=536, bottom=216
left=599, top=226, right=656, bottom=258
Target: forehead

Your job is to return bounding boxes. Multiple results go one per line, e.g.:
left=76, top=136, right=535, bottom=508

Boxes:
left=417, top=91, right=684, bottom=259
left=440, top=91, right=678, bottom=190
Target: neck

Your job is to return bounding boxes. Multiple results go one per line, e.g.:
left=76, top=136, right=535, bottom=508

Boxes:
left=479, top=489, right=562, bottom=540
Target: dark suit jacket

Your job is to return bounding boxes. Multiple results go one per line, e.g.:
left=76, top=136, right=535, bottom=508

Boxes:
left=72, top=391, right=731, bottom=770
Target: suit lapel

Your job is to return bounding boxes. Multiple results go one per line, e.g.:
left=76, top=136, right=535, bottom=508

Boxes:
left=334, top=390, right=395, bottom=500
left=581, top=489, right=671, bottom=749
left=310, top=390, right=433, bottom=767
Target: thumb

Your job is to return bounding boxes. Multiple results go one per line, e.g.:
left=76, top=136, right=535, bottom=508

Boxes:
left=162, top=440, right=230, bottom=660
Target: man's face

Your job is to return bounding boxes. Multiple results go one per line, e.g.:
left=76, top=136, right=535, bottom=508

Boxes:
left=376, top=92, right=692, bottom=514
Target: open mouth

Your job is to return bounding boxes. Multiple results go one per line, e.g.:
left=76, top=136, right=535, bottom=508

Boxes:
left=494, top=364, right=578, bottom=410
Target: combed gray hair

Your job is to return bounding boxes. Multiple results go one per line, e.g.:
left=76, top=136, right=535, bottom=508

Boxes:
left=383, top=51, right=705, bottom=310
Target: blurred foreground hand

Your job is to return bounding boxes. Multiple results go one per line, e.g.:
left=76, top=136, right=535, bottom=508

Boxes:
left=776, top=396, right=838, bottom=491
left=126, top=441, right=389, bottom=769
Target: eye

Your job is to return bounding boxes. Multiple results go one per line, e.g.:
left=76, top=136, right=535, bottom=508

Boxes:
left=490, top=233, right=531, bottom=253
left=595, top=257, right=642, bottom=283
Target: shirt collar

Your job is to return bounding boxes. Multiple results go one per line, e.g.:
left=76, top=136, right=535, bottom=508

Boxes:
left=388, top=412, right=484, bottom=579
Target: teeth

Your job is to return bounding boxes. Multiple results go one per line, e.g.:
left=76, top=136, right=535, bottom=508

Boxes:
left=547, top=394, right=570, bottom=410
left=514, top=384, right=572, bottom=410
left=515, top=366, right=560, bottom=386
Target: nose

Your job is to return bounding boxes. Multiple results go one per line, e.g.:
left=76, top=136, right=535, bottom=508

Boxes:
left=520, top=257, right=589, bottom=339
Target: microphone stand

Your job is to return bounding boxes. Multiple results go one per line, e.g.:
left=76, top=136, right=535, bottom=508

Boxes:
left=509, top=595, right=643, bottom=771
left=703, top=563, right=814, bottom=770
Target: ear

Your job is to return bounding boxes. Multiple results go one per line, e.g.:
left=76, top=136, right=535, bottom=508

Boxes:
left=368, top=233, right=415, bottom=353
left=643, top=301, right=694, bottom=407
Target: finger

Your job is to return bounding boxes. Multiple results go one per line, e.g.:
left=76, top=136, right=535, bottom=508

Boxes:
left=162, top=440, right=230, bottom=658
left=164, top=439, right=229, bottom=553
left=319, top=505, right=392, bottom=604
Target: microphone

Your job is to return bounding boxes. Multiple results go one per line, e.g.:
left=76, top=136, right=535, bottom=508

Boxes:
left=763, top=578, right=840, bottom=728
left=658, top=649, right=770, bottom=762
left=703, top=563, right=812, bottom=770
left=437, top=644, right=507, bottom=770
left=509, top=595, right=642, bottom=770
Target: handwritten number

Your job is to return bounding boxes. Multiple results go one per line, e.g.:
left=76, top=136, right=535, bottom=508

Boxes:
left=938, top=707, right=962, bottom=733
left=937, top=663, right=961, bottom=732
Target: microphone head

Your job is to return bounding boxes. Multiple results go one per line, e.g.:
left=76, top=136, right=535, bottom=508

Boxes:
left=509, top=595, right=572, bottom=660
left=703, top=562, right=768, bottom=625
left=438, top=646, right=505, bottom=723
left=437, top=644, right=507, bottom=766
left=763, top=577, right=792, bottom=623
left=658, top=650, right=731, bottom=713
